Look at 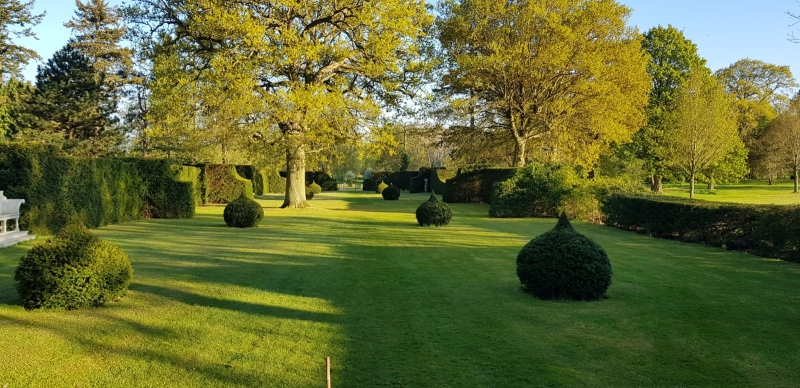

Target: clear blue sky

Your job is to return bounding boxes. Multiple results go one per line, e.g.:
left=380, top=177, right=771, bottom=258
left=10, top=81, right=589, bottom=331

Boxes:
left=15, top=0, right=800, bottom=81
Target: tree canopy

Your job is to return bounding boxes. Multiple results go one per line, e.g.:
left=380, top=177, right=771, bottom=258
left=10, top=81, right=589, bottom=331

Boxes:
left=0, top=0, right=44, bottom=83
left=436, top=0, right=651, bottom=169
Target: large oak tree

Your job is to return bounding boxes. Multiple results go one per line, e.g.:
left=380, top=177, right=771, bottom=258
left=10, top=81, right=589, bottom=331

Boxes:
left=436, top=0, right=650, bottom=169
left=126, top=0, right=431, bottom=208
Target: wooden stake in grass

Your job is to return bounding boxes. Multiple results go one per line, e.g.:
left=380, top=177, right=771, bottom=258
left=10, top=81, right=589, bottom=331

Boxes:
left=326, top=356, right=331, bottom=388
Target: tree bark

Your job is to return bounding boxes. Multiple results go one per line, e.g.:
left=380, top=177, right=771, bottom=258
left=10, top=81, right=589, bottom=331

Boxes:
left=650, top=175, right=663, bottom=194
left=795, top=164, right=799, bottom=194
left=280, top=122, right=309, bottom=208
left=707, top=174, right=715, bottom=190
left=513, top=138, right=527, bottom=167
left=689, top=173, right=695, bottom=199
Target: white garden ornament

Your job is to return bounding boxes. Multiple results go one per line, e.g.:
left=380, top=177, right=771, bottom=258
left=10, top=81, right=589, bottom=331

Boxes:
left=0, top=191, right=36, bottom=248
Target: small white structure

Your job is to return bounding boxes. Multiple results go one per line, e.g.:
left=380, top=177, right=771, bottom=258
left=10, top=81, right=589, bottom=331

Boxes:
left=0, top=191, right=35, bottom=248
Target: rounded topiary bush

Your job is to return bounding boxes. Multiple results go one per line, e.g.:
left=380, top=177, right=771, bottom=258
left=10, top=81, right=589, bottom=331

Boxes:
left=416, top=192, right=452, bottom=226
left=516, top=213, right=612, bottom=301
left=14, top=223, right=133, bottom=310
left=382, top=184, right=401, bottom=200
left=305, top=186, right=315, bottom=200
left=309, top=180, right=322, bottom=194
left=376, top=180, right=389, bottom=194
left=223, top=194, right=264, bottom=227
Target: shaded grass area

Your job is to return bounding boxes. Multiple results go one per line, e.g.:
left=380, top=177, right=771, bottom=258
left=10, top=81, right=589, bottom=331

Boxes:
left=664, top=179, right=800, bottom=204
left=1, top=191, right=800, bottom=387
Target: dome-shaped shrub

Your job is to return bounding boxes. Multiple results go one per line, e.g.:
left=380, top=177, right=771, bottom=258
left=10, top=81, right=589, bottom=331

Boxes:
left=382, top=184, right=401, bottom=200
left=309, top=180, right=322, bottom=194
left=416, top=192, right=452, bottom=226
left=376, top=180, right=389, bottom=194
left=516, top=213, right=611, bottom=301
left=14, top=223, right=133, bottom=310
left=223, top=194, right=264, bottom=227
left=305, top=186, right=315, bottom=200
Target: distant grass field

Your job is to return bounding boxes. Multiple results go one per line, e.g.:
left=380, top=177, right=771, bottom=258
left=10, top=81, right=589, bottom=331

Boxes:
left=664, top=179, right=800, bottom=205
left=1, top=191, right=800, bottom=387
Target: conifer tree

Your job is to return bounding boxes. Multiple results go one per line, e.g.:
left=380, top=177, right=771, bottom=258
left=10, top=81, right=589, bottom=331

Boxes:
left=0, top=0, right=44, bottom=84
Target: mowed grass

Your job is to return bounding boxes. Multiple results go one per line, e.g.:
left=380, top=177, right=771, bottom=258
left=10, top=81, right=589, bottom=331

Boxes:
left=664, top=179, right=800, bottom=204
left=1, top=191, right=800, bottom=387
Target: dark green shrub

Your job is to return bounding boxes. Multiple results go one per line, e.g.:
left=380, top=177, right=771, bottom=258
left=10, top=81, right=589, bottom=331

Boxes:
left=267, top=168, right=285, bottom=193
left=430, top=168, right=456, bottom=195
left=14, top=222, right=133, bottom=310
left=223, top=195, right=264, bottom=228
left=416, top=192, right=452, bottom=226
left=130, top=159, right=198, bottom=219
left=376, top=180, right=389, bottom=194
left=309, top=180, right=322, bottom=194
left=363, top=172, right=392, bottom=191
left=382, top=184, right=401, bottom=200
left=204, top=164, right=254, bottom=203
left=601, top=194, right=800, bottom=262
left=305, top=171, right=338, bottom=191
left=516, top=213, right=612, bottom=301
left=490, top=164, right=576, bottom=219
left=443, top=168, right=516, bottom=203
left=306, top=186, right=315, bottom=200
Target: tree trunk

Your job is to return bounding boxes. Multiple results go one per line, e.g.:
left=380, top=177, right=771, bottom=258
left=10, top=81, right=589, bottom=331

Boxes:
left=689, top=173, right=695, bottom=199
left=650, top=175, right=663, bottom=194
left=513, top=138, right=527, bottom=167
left=795, top=165, right=799, bottom=194
left=280, top=122, right=309, bottom=208
left=768, top=176, right=775, bottom=185
left=707, top=174, right=715, bottom=190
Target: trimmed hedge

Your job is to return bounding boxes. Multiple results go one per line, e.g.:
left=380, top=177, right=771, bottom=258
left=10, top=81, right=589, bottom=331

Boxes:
left=223, top=195, right=264, bottom=228
left=602, top=194, right=800, bottom=262
left=409, top=168, right=430, bottom=193
left=517, top=213, right=612, bottom=301
left=382, top=184, right=401, bottom=200
left=431, top=168, right=456, bottom=195
left=128, top=159, right=198, bottom=219
left=308, top=181, right=322, bottom=194
left=267, top=168, right=286, bottom=193
left=278, top=171, right=338, bottom=191
left=14, top=222, right=133, bottom=309
left=376, top=180, right=389, bottom=194
left=0, top=144, right=144, bottom=234
left=416, top=192, right=452, bottom=226
left=443, top=168, right=516, bottom=203
left=203, top=164, right=253, bottom=204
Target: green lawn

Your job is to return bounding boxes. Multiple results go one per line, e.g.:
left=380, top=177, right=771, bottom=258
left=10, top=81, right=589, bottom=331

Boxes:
left=1, top=191, right=800, bottom=387
left=664, top=179, right=800, bottom=204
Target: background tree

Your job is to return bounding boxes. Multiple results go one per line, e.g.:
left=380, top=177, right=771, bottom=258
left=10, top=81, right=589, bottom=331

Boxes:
left=436, top=0, right=650, bottom=169
left=28, top=44, right=118, bottom=156
left=0, top=0, right=44, bottom=83
left=0, top=77, right=35, bottom=139
left=126, top=0, right=431, bottom=208
left=762, top=98, right=800, bottom=193
left=632, top=25, right=707, bottom=193
left=715, top=59, right=796, bottom=174
left=665, top=69, right=740, bottom=199
left=65, top=0, right=132, bottom=92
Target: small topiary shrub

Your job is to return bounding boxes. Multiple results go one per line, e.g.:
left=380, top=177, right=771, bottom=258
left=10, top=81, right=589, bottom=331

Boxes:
left=14, top=222, right=133, bottom=310
left=305, top=186, right=315, bottom=200
left=309, top=180, right=322, bottom=194
left=382, top=184, right=401, bottom=200
left=223, top=194, right=264, bottom=228
left=376, top=180, right=389, bottom=194
left=516, top=213, right=612, bottom=301
left=416, top=192, right=453, bottom=226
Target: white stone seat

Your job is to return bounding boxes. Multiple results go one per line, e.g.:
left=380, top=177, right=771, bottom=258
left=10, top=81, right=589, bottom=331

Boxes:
left=0, top=191, right=35, bottom=248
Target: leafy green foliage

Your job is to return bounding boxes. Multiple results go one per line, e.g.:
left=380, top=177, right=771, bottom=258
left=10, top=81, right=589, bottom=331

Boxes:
left=382, top=184, right=401, bottom=200
left=305, top=186, right=314, bottom=201
left=203, top=164, right=253, bottom=204
left=223, top=195, right=263, bottom=228
left=0, top=0, right=44, bottom=81
left=129, top=159, right=198, bottom=219
left=266, top=168, right=286, bottom=194
left=602, top=194, right=800, bottom=262
left=489, top=165, right=648, bottom=221
left=308, top=181, right=322, bottom=195
left=253, top=169, right=268, bottom=195
left=443, top=168, right=516, bottom=203
left=416, top=192, right=452, bottom=226
left=14, top=222, right=133, bottom=310
left=516, top=213, right=612, bottom=301
left=376, top=181, right=389, bottom=194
